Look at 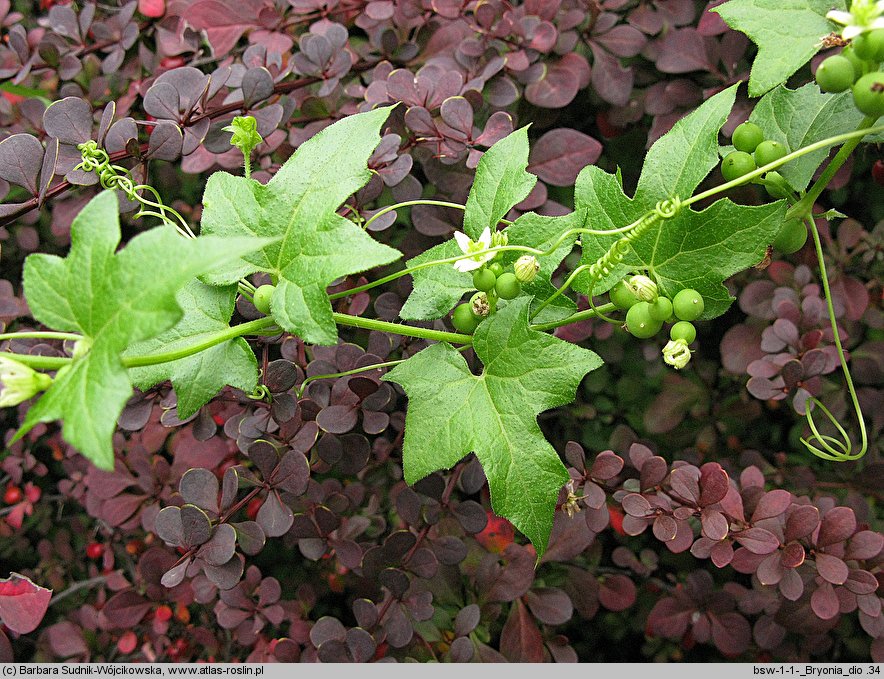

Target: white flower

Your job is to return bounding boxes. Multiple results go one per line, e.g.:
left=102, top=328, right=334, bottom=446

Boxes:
left=453, top=227, right=495, bottom=272
left=0, top=357, right=53, bottom=407
left=662, top=339, right=692, bottom=370
left=827, top=0, right=884, bottom=39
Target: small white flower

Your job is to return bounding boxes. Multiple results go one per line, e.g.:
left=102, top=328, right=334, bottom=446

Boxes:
left=662, top=339, right=692, bottom=370
left=453, top=227, right=495, bottom=272
left=0, top=357, right=53, bottom=407
left=827, top=0, right=884, bottom=39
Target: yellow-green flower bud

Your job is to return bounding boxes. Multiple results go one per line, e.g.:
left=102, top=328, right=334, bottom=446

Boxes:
left=514, top=255, right=539, bottom=283
left=628, top=274, right=659, bottom=302
left=0, top=357, right=53, bottom=407
left=662, top=339, right=692, bottom=370
left=470, top=291, right=491, bottom=317
left=490, top=230, right=508, bottom=252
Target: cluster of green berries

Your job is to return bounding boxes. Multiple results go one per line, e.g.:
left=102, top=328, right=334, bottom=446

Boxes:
left=815, top=31, right=884, bottom=118
left=721, top=122, right=808, bottom=255
left=610, top=276, right=703, bottom=369
left=451, top=256, right=538, bottom=334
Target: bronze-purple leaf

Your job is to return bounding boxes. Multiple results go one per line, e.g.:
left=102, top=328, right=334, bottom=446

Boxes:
left=598, top=574, right=636, bottom=612
left=781, top=541, right=805, bottom=569
left=99, top=589, right=152, bottom=629
left=700, top=509, right=729, bottom=541
left=589, top=450, right=623, bottom=480
left=698, top=463, right=729, bottom=506
left=784, top=504, right=820, bottom=542
left=752, top=489, right=792, bottom=521
left=0, top=134, right=44, bottom=194
left=621, top=492, right=653, bottom=517
left=811, top=582, right=840, bottom=620
left=500, top=599, right=544, bottom=662
left=653, top=514, right=678, bottom=542
left=198, top=523, right=237, bottom=566
left=528, top=128, right=602, bottom=187
left=256, top=491, right=294, bottom=538
left=815, top=552, right=849, bottom=585
left=180, top=503, right=213, bottom=546
left=180, top=467, right=220, bottom=514
left=232, top=521, right=265, bottom=556
left=733, top=527, right=779, bottom=555
left=524, top=587, right=572, bottom=625
left=0, top=573, right=52, bottom=635
left=816, top=506, right=856, bottom=547
left=154, top=506, right=185, bottom=546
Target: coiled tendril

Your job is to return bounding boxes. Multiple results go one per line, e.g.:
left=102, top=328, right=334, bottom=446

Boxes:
left=586, top=198, right=683, bottom=323
left=75, top=141, right=196, bottom=239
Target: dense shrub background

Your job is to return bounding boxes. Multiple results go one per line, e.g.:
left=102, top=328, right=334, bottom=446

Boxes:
left=0, top=0, right=881, bottom=663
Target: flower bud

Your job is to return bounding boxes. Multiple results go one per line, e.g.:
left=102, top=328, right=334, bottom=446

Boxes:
left=470, top=292, right=491, bottom=317
left=628, top=274, right=659, bottom=302
left=514, top=255, right=539, bottom=283
left=490, top=231, right=509, bottom=249
left=662, top=339, right=692, bottom=370
left=0, top=357, right=53, bottom=408
left=71, top=337, right=92, bottom=360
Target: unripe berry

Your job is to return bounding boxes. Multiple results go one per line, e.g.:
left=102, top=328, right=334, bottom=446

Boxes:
left=252, top=284, right=275, bottom=315
left=732, top=121, right=764, bottom=152
left=452, top=303, right=480, bottom=334
left=670, top=321, right=697, bottom=344
left=495, top=272, right=521, bottom=300
left=673, top=289, right=705, bottom=321
left=609, top=281, right=639, bottom=309
left=472, top=268, right=496, bottom=292
left=625, top=302, right=663, bottom=339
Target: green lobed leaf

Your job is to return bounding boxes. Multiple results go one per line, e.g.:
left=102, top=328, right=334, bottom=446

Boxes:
left=401, top=127, right=541, bottom=321
left=383, top=298, right=602, bottom=557
left=199, top=106, right=402, bottom=345
left=127, top=281, right=259, bottom=419
left=463, top=126, right=536, bottom=239
left=16, top=191, right=266, bottom=469
left=713, top=0, right=844, bottom=97
left=749, top=84, right=872, bottom=191
left=573, top=85, right=787, bottom=316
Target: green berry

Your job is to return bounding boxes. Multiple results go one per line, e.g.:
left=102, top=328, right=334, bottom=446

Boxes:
left=839, top=47, right=866, bottom=79
left=670, top=321, right=697, bottom=344
left=721, top=151, right=756, bottom=182
left=495, top=272, right=521, bottom=300
left=610, top=281, right=639, bottom=309
left=252, top=284, right=275, bottom=315
left=732, top=122, right=764, bottom=153
left=763, top=171, right=791, bottom=199
left=673, top=289, right=704, bottom=321
left=452, top=303, right=480, bottom=334
left=852, top=29, right=884, bottom=62
left=754, top=140, right=788, bottom=168
left=648, top=296, right=673, bottom=322
left=772, top=219, right=808, bottom=254
left=472, top=268, right=496, bottom=292
left=488, top=262, right=504, bottom=277
left=814, top=55, right=856, bottom=93
left=852, top=72, right=884, bottom=118
left=625, top=302, right=664, bottom=339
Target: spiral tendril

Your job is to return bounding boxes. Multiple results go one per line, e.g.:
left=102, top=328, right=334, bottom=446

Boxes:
left=584, top=198, right=683, bottom=323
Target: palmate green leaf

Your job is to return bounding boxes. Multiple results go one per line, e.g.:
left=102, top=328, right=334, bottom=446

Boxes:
left=400, top=127, right=575, bottom=322
left=573, top=85, right=786, bottom=318
left=15, top=191, right=265, bottom=469
left=749, top=84, right=873, bottom=191
left=200, top=106, right=401, bottom=345
left=384, top=298, right=601, bottom=557
left=713, top=0, right=843, bottom=97
left=127, top=281, right=258, bottom=419
left=462, top=126, right=536, bottom=239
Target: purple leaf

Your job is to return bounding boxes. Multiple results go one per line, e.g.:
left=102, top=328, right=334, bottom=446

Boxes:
left=598, top=574, right=636, bottom=611
left=154, top=506, right=185, bottom=545
left=256, top=491, right=294, bottom=537
left=621, top=493, right=653, bottom=517
left=99, top=590, right=152, bottom=629
left=179, top=468, right=220, bottom=513
left=524, top=587, right=572, bottom=625
left=699, top=463, right=729, bottom=506
left=0, top=574, right=52, bottom=634
left=180, top=504, right=213, bottom=546
left=232, top=521, right=265, bottom=556
left=752, top=489, right=792, bottom=521
left=500, top=599, right=544, bottom=663
left=701, top=509, right=729, bottom=541
left=815, top=553, right=849, bottom=585
left=43, top=97, right=93, bottom=144
left=590, top=450, right=624, bottom=480
left=0, top=134, right=44, bottom=194
left=528, top=128, right=602, bottom=186
left=454, top=604, right=481, bottom=636
left=525, top=54, right=586, bottom=108
left=784, top=504, right=820, bottom=542
left=816, top=507, right=857, bottom=547
left=653, top=514, right=678, bottom=542
left=811, top=582, right=840, bottom=620
left=733, top=527, right=780, bottom=555
left=197, top=524, right=237, bottom=567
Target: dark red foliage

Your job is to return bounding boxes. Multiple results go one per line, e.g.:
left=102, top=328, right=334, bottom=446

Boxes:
left=0, top=0, right=880, bottom=665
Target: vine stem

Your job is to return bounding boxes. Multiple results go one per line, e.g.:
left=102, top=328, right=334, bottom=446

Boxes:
left=331, top=313, right=473, bottom=345
left=800, top=214, right=867, bottom=462
left=296, top=359, right=406, bottom=398
left=529, top=303, right=618, bottom=332
left=361, top=199, right=472, bottom=230
left=0, top=331, right=82, bottom=342
left=683, top=123, right=884, bottom=209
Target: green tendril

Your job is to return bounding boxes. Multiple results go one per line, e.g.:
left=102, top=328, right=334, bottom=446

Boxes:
left=800, top=215, right=867, bottom=462
left=584, top=198, right=683, bottom=324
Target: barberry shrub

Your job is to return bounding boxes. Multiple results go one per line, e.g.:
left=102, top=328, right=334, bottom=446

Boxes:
left=0, top=0, right=881, bottom=664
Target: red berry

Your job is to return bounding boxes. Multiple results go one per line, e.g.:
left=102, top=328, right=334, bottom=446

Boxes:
left=3, top=486, right=22, bottom=505
left=86, top=542, right=104, bottom=559
left=873, top=160, right=884, bottom=188
left=155, top=605, right=173, bottom=622
left=245, top=497, right=263, bottom=520
left=608, top=505, right=626, bottom=536
left=160, top=56, right=185, bottom=70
